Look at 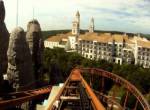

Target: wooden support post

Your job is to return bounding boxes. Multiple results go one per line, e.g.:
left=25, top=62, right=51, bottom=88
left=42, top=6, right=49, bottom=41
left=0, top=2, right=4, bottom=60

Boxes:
left=90, top=73, right=92, bottom=88
left=90, top=73, right=93, bottom=88
left=99, top=76, right=102, bottom=93
left=123, top=91, right=129, bottom=109
left=101, top=76, right=104, bottom=93
left=133, top=100, right=138, bottom=110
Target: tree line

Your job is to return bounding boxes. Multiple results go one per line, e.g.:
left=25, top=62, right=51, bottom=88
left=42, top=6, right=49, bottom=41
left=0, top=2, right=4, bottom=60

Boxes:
left=43, top=47, right=150, bottom=104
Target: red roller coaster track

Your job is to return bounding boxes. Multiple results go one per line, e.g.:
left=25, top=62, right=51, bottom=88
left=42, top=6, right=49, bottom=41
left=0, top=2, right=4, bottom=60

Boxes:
left=0, top=68, right=149, bottom=110
left=80, top=68, right=150, bottom=110
left=0, top=86, right=52, bottom=109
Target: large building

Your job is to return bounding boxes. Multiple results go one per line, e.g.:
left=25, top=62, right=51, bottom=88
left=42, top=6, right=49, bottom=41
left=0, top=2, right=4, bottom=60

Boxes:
left=44, top=32, right=77, bottom=50
left=77, top=32, right=150, bottom=68
left=44, top=11, right=150, bottom=68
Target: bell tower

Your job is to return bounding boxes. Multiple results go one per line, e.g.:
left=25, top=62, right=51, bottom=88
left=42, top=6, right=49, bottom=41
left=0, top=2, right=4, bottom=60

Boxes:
left=89, top=17, right=94, bottom=33
left=72, top=11, right=80, bottom=36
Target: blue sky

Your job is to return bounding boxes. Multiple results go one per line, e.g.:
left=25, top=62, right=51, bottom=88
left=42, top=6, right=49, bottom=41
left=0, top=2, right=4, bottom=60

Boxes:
left=4, top=0, right=150, bottom=34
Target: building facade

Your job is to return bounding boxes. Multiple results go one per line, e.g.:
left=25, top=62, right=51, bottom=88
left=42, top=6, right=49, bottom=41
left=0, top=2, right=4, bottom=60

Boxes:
left=77, top=32, right=150, bottom=68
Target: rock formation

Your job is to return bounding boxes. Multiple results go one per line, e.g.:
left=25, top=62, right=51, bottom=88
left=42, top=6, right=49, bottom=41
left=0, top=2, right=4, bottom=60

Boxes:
left=0, top=0, right=5, bottom=22
left=7, top=27, right=35, bottom=90
left=0, top=0, right=9, bottom=90
left=26, top=20, right=44, bottom=80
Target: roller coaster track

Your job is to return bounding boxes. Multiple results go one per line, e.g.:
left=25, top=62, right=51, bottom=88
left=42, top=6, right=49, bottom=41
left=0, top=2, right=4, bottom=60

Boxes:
left=0, top=86, right=52, bottom=109
left=80, top=68, right=150, bottom=110
left=0, top=68, right=149, bottom=110
left=47, top=69, right=105, bottom=110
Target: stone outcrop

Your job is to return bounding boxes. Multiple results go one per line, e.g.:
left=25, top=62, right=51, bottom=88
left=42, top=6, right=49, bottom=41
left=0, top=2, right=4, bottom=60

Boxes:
left=7, top=27, right=35, bottom=90
left=26, top=20, right=44, bottom=80
left=0, top=0, right=9, bottom=87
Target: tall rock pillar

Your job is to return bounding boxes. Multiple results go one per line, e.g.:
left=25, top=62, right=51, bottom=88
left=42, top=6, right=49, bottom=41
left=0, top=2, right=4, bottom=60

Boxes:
left=26, top=20, right=44, bottom=81
left=7, top=27, right=35, bottom=91
left=0, top=0, right=9, bottom=92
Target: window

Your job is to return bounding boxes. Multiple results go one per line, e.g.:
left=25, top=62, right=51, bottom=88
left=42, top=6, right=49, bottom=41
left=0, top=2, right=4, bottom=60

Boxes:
left=138, top=56, right=140, bottom=59
left=86, top=54, right=88, bottom=58
left=94, top=42, right=97, bottom=45
left=113, top=59, right=115, bottom=62
left=90, top=55, right=92, bottom=58
left=147, top=57, right=149, bottom=60
left=138, top=51, right=141, bottom=55
left=118, top=60, right=120, bottom=64
left=104, top=48, right=106, bottom=51
left=142, top=57, right=144, bottom=60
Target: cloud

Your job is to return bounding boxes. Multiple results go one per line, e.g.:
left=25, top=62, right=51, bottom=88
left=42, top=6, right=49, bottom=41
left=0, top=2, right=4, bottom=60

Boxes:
left=76, top=0, right=150, bottom=33
left=3, top=0, right=150, bottom=33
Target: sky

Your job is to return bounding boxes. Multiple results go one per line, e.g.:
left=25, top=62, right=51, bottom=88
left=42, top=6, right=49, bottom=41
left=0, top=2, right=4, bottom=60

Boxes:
left=3, top=0, right=150, bottom=34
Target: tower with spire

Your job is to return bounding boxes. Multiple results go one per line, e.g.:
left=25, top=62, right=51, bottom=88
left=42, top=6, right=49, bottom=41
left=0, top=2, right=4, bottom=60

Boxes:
left=72, top=11, right=80, bottom=36
left=89, top=17, right=94, bottom=33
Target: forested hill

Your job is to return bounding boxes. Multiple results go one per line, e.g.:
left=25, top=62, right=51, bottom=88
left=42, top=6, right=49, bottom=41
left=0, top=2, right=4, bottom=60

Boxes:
left=141, top=34, right=150, bottom=40
left=42, top=30, right=87, bottom=40
left=42, top=30, right=70, bottom=40
left=42, top=30, right=150, bottom=40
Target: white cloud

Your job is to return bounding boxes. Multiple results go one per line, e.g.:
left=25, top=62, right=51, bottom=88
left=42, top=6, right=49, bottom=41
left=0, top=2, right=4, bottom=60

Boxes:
left=3, top=0, right=150, bottom=33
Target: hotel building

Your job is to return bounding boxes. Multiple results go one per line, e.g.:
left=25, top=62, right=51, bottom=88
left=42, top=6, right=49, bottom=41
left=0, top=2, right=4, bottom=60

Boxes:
left=44, top=11, right=150, bottom=68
